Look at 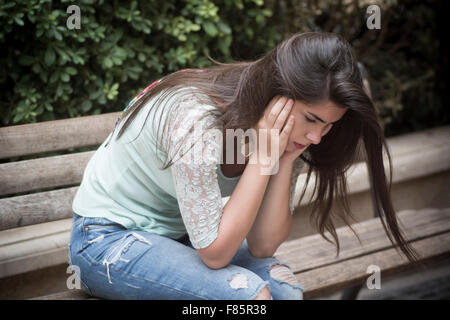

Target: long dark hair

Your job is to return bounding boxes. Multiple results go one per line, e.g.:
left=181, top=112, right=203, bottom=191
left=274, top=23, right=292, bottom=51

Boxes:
left=112, top=32, right=420, bottom=264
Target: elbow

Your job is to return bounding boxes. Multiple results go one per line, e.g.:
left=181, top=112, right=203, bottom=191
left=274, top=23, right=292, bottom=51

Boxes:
left=196, top=242, right=229, bottom=270
left=201, top=256, right=228, bottom=270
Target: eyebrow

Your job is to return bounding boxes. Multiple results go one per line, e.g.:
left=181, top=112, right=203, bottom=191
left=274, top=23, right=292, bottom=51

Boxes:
left=307, top=111, right=338, bottom=124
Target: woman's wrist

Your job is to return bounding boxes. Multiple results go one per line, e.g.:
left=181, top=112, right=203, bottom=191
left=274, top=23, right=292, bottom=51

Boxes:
left=247, top=152, right=280, bottom=175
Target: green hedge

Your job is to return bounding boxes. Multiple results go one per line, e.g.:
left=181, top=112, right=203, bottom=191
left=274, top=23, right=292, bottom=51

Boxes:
left=1, top=0, right=447, bottom=137
left=0, top=0, right=280, bottom=124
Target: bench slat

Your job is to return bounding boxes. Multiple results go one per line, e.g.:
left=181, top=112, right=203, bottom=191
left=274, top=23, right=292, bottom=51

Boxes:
left=31, top=289, right=94, bottom=300
left=0, top=187, right=77, bottom=231
left=0, top=152, right=93, bottom=196
left=0, top=112, right=118, bottom=159
left=0, top=218, right=71, bottom=247
left=0, top=219, right=72, bottom=278
left=275, top=208, right=450, bottom=272
left=298, top=232, right=450, bottom=299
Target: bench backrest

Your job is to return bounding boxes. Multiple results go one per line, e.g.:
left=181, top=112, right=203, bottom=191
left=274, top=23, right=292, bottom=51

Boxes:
left=0, top=112, right=119, bottom=231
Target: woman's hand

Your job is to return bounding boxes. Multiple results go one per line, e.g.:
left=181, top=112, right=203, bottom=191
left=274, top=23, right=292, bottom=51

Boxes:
left=248, top=96, right=295, bottom=172
left=280, top=147, right=303, bottom=166
left=279, top=118, right=304, bottom=166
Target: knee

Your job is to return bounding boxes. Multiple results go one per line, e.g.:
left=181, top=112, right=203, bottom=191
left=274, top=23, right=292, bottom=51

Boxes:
left=253, top=285, right=272, bottom=300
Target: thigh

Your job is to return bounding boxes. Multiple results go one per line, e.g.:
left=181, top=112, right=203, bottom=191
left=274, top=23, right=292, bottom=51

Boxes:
left=69, top=213, right=269, bottom=300
left=229, top=239, right=304, bottom=300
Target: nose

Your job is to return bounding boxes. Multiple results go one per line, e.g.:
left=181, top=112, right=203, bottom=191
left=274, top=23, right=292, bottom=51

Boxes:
left=306, top=130, right=322, bottom=145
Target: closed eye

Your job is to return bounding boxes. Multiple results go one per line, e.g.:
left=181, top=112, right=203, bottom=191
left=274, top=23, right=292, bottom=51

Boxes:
left=305, top=116, right=315, bottom=123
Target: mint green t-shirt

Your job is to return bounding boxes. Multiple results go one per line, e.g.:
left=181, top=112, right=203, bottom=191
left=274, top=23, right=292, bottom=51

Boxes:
left=72, top=86, right=304, bottom=249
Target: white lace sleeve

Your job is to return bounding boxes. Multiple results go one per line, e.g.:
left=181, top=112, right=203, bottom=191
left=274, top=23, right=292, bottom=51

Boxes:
left=289, top=157, right=305, bottom=214
left=168, top=94, right=224, bottom=249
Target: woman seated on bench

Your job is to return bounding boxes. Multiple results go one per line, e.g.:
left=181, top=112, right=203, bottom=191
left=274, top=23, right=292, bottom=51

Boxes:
left=68, top=32, right=419, bottom=300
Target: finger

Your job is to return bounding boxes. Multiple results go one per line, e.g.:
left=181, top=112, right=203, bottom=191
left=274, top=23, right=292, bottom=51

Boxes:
left=265, top=96, right=287, bottom=128
left=266, top=95, right=281, bottom=111
left=280, top=115, right=295, bottom=140
left=280, top=109, right=293, bottom=131
left=263, top=96, right=282, bottom=123
left=273, top=99, right=294, bottom=130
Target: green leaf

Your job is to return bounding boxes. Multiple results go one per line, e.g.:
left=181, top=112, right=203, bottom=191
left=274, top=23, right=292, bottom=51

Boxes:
left=65, top=67, right=77, bottom=75
left=39, top=72, right=48, bottom=83
left=44, top=48, right=56, bottom=66
left=56, top=85, right=63, bottom=96
left=14, top=16, right=24, bottom=26
left=13, top=112, right=25, bottom=123
left=81, top=100, right=92, bottom=112
left=54, top=30, right=62, bottom=41
left=61, top=73, right=70, bottom=82
left=202, top=21, right=218, bottom=37
left=89, top=90, right=103, bottom=101
left=217, top=21, right=232, bottom=35
left=32, top=63, right=41, bottom=73
left=138, top=53, right=146, bottom=62
left=104, top=57, right=113, bottom=68
left=44, top=103, right=53, bottom=112
left=49, top=71, right=59, bottom=84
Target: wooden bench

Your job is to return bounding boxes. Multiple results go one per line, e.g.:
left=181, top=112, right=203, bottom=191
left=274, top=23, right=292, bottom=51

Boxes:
left=28, top=207, right=450, bottom=300
left=1, top=111, right=449, bottom=300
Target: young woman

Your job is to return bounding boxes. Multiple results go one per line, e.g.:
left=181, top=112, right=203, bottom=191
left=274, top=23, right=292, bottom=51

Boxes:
left=69, top=32, right=419, bottom=300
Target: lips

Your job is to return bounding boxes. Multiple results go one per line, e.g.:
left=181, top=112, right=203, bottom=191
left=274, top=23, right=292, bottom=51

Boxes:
left=293, top=142, right=306, bottom=149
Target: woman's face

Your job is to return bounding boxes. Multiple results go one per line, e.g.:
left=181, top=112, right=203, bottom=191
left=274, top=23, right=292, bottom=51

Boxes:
left=284, top=99, right=348, bottom=153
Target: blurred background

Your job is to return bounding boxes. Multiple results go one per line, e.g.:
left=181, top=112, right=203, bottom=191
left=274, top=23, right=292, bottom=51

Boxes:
left=0, top=0, right=448, bottom=300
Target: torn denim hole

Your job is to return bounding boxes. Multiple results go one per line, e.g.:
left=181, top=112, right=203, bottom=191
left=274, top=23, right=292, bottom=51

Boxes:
left=269, top=262, right=304, bottom=290
left=229, top=273, right=248, bottom=289
left=102, top=232, right=152, bottom=284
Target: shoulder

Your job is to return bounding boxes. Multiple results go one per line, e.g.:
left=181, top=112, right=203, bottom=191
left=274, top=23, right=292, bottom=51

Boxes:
left=163, top=86, right=223, bottom=160
left=168, top=86, right=222, bottom=134
left=171, top=86, right=221, bottom=117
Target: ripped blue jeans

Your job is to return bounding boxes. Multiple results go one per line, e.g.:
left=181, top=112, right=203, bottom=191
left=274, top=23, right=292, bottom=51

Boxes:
left=68, top=213, right=304, bottom=300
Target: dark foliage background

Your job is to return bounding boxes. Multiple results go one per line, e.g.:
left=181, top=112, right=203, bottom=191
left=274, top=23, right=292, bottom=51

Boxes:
left=1, top=0, right=448, bottom=137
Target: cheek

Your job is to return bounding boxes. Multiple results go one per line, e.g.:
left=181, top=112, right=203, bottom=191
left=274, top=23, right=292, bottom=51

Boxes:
left=290, top=125, right=303, bottom=140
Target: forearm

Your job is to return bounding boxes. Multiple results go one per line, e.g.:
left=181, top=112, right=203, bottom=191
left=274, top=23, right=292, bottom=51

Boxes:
left=246, top=159, right=294, bottom=257
left=198, top=158, right=271, bottom=268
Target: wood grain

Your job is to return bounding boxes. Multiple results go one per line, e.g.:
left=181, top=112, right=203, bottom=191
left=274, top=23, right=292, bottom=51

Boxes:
left=0, top=112, right=119, bottom=159
left=0, top=187, right=78, bottom=231
left=0, top=151, right=94, bottom=196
